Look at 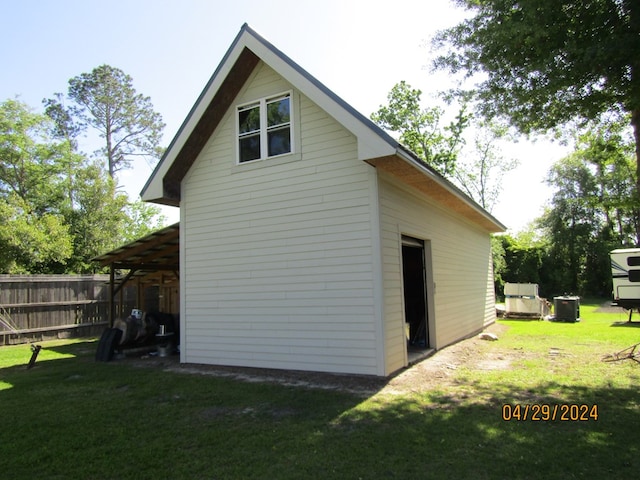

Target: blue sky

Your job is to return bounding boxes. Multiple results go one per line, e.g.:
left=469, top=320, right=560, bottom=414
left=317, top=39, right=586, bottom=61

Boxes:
left=1, top=0, right=569, bottom=230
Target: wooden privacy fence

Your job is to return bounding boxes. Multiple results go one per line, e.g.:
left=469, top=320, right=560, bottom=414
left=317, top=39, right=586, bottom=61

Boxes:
left=0, top=275, right=136, bottom=345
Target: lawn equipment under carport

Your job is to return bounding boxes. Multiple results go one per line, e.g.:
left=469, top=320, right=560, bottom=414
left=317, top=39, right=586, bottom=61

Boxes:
left=95, top=309, right=179, bottom=361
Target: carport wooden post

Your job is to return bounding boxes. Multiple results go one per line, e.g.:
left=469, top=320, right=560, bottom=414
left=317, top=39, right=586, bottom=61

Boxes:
left=136, top=276, right=143, bottom=312
left=109, top=263, right=115, bottom=327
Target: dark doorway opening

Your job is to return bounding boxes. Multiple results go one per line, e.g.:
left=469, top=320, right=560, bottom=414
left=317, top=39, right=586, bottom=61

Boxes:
left=402, top=236, right=429, bottom=350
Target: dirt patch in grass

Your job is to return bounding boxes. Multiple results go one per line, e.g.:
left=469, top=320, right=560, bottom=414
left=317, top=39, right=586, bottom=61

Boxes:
left=127, top=322, right=517, bottom=397
left=382, top=322, right=512, bottom=395
left=594, top=302, right=629, bottom=314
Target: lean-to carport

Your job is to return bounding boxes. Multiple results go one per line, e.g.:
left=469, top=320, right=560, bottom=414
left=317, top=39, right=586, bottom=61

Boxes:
left=93, top=223, right=180, bottom=326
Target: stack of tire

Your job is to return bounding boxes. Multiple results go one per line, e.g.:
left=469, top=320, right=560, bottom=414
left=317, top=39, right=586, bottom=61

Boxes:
left=95, top=311, right=178, bottom=361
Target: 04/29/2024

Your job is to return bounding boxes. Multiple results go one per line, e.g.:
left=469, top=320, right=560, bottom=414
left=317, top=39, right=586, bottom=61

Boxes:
left=502, top=404, right=598, bottom=421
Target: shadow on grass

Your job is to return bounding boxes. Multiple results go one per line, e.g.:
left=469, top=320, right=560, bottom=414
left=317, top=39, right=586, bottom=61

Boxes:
left=610, top=320, right=640, bottom=328
left=497, top=317, right=545, bottom=323
left=330, top=380, right=640, bottom=479
left=2, top=339, right=639, bottom=479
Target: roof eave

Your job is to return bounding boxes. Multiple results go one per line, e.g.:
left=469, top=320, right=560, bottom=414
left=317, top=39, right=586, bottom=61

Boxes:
left=368, top=146, right=507, bottom=234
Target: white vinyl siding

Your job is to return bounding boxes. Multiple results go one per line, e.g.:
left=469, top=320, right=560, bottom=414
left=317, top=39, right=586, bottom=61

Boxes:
left=181, top=62, right=379, bottom=375
left=379, top=173, right=495, bottom=375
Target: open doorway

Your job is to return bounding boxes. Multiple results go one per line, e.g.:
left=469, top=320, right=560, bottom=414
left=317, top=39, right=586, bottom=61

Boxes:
left=402, top=236, right=430, bottom=355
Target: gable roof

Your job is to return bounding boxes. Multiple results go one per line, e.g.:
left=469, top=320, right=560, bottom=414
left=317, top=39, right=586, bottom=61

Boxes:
left=141, top=24, right=506, bottom=233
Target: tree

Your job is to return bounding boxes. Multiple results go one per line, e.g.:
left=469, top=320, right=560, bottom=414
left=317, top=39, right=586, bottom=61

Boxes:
left=538, top=119, right=637, bottom=295
left=574, top=121, right=639, bottom=244
left=0, top=98, right=166, bottom=274
left=121, top=199, right=166, bottom=244
left=540, top=156, right=599, bottom=294
left=371, top=82, right=516, bottom=209
left=434, top=0, right=640, bottom=241
left=45, top=65, right=165, bottom=178
left=0, top=99, right=73, bottom=272
left=453, top=121, right=519, bottom=212
left=0, top=197, right=73, bottom=273
left=371, top=81, right=469, bottom=176
left=495, top=232, right=546, bottom=296
left=62, top=161, right=130, bottom=272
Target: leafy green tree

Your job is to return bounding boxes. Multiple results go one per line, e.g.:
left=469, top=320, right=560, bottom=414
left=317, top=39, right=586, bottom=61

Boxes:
left=121, top=199, right=166, bottom=244
left=540, top=156, right=598, bottom=294
left=45, top=65, right=165, bottom=178
left=498, top=233, right=546, bottom=293
left=434, top=0, right=640, bottom=240
left=0, top=99, right=73, bottom=272
left=0, top=196, right=73, bottom=273
left=538, top=120, right=637, bottom=295
left=371, top=81, right=469, bottom=176
left=0, top=99, right=65, bottom=210
left=491, top=235, right=507, bottom=299
left=371, top=82, right=516, bottom=210
left=574, top=121, right=639, bottom=244
left=1, top=98, right=166, bottom=273
left=62, top=161, right=130, bottom=272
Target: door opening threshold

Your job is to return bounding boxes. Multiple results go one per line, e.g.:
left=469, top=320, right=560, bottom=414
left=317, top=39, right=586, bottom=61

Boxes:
left=407, top=347, right=436, bottom=365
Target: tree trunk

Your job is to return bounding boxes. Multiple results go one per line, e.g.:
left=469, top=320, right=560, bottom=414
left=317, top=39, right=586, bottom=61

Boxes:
left=631, top=108, right=640, bottom=246
left=106, top=109, right=114, bottom=179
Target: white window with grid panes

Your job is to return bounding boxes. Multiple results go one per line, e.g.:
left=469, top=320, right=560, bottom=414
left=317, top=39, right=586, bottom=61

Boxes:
left=237, top=92, right=292, bottom=163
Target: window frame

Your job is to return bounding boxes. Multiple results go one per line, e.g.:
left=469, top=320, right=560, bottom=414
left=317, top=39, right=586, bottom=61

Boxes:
left=236, top=91, right=293, bottom=164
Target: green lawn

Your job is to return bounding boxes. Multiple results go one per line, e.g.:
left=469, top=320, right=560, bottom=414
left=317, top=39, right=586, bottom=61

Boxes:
left=1, top=300, right=639, bottom=479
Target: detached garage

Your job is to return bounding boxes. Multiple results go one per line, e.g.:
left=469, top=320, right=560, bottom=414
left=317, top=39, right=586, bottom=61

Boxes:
left=140, top=24, right=505, bottom=376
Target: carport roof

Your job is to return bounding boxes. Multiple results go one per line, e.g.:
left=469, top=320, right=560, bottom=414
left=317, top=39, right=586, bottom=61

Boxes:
left=93, top=223, right=179, bottom=282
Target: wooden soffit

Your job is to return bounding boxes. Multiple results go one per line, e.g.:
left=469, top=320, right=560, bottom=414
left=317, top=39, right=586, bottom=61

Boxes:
left=367, top=155, right=505, bottom=233
left=161, top=48, right=261, bottom=203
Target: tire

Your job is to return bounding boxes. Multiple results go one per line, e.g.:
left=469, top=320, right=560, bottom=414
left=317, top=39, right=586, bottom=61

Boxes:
left=95, top=329, right=111, bottom=361
left=95, top=328, right=123, bottom=362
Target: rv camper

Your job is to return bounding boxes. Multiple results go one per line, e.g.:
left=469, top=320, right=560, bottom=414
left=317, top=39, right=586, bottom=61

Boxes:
left=610, top=248, right=640, bottom=316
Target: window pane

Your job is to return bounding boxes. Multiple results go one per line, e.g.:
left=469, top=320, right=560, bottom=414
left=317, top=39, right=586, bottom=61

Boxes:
left=239, top=134, right=260, bottom=162
left=268, top=127, right=291, bottom=156
left=267, top=97, right=290, bottom=127
left=630, top=270, right=640, bottom=283
left=628, top=256, right=640, bottom=267
left=239, top=105, right=260, bottom=134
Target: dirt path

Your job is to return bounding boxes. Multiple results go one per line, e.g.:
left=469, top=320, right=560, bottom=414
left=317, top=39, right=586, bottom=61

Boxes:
left=381, top=322, right=510, bottom=395
left=134, top=322, right=511, bottom=397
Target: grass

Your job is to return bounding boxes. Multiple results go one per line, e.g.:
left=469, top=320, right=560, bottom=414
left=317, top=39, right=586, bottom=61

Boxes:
left=1, top=300, right=639, bottom=479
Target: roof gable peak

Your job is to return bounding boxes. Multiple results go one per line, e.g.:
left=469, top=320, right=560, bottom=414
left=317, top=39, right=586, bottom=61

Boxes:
left=140, top=24, right=505, bottom=233
left=141, top=24, right=397, bottom=205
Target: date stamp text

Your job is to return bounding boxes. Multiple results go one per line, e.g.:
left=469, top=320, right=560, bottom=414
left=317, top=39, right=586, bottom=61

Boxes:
left=502, top=403, right=598, bottom=421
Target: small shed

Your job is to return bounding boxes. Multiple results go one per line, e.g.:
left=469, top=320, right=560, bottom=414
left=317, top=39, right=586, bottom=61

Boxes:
left=139, top=24, right=505, bottom=376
